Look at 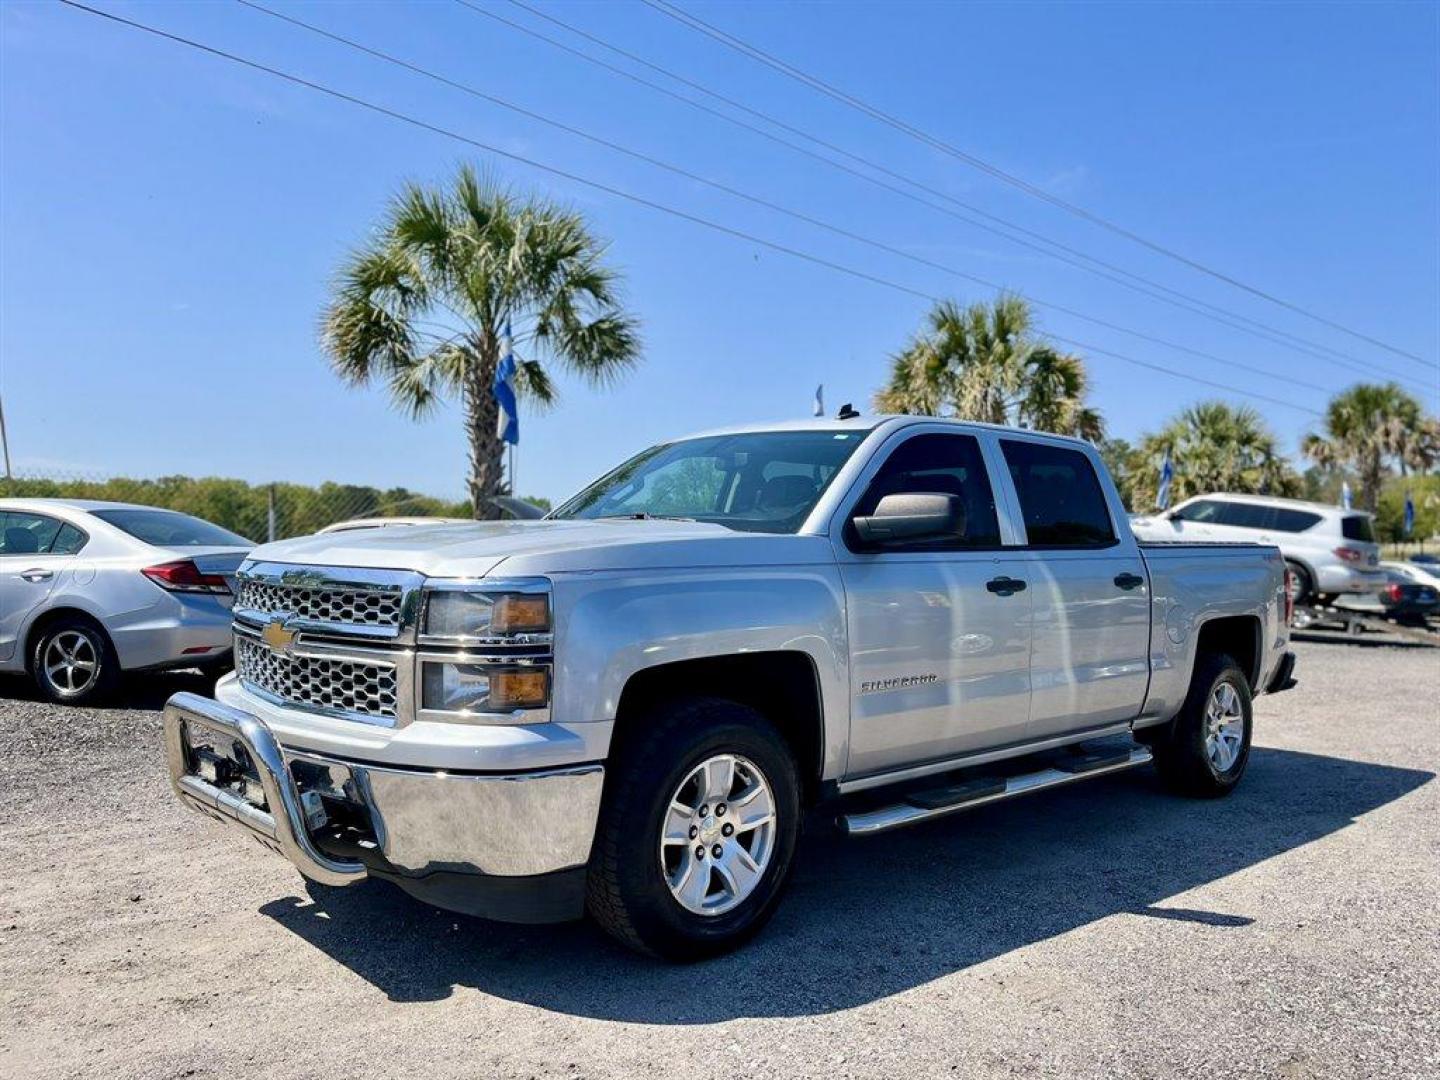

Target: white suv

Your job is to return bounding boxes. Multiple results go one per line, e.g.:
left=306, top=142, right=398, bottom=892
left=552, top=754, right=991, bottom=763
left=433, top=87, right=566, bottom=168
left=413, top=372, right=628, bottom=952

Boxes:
left=1130, top=493, right=1383, bottom=604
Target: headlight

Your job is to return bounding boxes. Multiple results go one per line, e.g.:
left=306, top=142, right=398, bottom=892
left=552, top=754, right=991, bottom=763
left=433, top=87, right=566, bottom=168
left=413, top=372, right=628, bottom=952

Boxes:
left=422, top=583, right=552, bottom=642
left=421, top=662, right=550, bottom=713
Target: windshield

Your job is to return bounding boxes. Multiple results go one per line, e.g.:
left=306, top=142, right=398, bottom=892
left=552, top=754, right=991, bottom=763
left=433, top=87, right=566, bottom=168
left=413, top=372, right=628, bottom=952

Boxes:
left=552, top=430, right=868, bottom=533
left=91, top=508, right=252, bottom=548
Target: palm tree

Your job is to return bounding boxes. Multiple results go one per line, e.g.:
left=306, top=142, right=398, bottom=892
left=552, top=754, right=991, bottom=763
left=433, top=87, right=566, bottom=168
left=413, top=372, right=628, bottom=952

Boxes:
left=874, top=295, right=1104, bottom=440
left=1135, top=402, right=1298, bottom=507
left=1301, top=383, right=1432, bottom=511
left=322, top=166, right=641, bottom=518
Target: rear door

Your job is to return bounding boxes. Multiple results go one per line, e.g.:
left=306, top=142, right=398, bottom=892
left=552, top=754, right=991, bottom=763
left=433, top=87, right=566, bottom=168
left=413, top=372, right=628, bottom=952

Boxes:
left=0, top=511, right=89, bottom=662
left=834, top=428, right=1034, bottom=778
left=997, top=438, right=1151, bottom=740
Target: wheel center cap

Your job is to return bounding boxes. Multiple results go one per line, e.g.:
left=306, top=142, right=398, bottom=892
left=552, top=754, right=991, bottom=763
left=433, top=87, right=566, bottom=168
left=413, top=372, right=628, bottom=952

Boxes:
left=698, top=815, right=722, bottom=844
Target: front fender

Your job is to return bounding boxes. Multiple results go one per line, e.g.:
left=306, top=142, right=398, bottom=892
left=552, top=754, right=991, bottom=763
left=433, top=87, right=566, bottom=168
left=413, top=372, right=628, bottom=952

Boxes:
left=549, top=566, right=850, bottom=779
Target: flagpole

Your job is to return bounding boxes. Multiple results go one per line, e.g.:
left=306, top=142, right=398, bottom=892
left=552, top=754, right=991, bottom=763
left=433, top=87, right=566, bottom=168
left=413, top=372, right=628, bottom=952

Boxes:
left=0, top=391, right=12, bottom=481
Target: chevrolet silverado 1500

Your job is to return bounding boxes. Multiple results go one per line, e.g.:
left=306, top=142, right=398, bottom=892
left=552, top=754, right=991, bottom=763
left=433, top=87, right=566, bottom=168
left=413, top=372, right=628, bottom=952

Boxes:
left=163, top=416, right=1296, bottom=959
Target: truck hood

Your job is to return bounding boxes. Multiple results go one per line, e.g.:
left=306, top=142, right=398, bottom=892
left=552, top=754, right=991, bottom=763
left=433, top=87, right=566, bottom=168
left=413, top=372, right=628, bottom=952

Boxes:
left=245, top=519, right=833, bottom=577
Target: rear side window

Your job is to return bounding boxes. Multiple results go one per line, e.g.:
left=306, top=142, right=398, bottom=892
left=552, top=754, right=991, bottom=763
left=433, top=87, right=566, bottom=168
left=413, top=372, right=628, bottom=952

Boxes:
left=51, top=523, right=89, bottom=554
left=1218, top=502, right=1274, bottom=529
left=850, top=433, right=1000, bottom=550
left=1001, top=440, right=1117, bottom=547
left=1272, top=508, right=1322, bottom=533
left=1341, top=515, right=1376, bottom=543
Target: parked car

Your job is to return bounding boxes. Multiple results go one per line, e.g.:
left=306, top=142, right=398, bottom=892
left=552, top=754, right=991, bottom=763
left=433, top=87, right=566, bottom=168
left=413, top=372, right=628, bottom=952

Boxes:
left=0, top=499, right=252, bottom=703
left=162, top=417, right=1293, bottom=960
left=1408, top=553, right=1440, bottom=566
left=1337, top=568, right=1440, bottom=625
left=1388, top=560, right=1440, bottom=591
left=1130, top=493, right=1383, bottom=605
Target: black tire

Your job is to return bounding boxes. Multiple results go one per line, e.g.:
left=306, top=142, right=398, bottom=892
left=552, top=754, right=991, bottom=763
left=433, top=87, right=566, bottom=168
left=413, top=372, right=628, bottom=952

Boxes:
left=29, top=616, right=119, bottom=706
left=586, top=696, right=801, bottom=961
left=1285, top=560, right=1314, bottom=608
left=1150, top=652, right=1253, bottom=798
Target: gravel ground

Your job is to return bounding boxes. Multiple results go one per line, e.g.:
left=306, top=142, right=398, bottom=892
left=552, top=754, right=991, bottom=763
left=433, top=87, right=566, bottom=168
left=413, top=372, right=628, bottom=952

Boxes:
left=1, top=639, right=1437, bottom=1080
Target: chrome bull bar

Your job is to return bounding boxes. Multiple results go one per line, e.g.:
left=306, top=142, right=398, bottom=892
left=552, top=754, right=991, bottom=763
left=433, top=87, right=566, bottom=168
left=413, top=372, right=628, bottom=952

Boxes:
left=163, top=691, right=366, bottom=887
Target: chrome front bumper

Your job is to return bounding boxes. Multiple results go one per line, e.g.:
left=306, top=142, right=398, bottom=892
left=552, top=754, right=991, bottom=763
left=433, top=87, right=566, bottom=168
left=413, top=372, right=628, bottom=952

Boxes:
left=162, top=692, right=604, bottom=913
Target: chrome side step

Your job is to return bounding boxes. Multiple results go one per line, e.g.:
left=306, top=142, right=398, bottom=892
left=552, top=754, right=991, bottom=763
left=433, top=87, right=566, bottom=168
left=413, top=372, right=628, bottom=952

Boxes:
left=838, top=746, right=1153, bottom=837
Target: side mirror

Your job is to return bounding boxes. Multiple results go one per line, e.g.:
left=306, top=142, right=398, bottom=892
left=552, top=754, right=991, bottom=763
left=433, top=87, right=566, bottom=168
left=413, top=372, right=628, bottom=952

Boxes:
left=852, top=493, right=965, bottom=545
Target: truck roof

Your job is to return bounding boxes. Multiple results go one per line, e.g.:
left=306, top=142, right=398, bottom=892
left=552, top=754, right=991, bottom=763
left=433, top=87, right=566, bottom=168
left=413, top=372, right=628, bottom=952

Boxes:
left=683, top=414, right=1093, bottom=447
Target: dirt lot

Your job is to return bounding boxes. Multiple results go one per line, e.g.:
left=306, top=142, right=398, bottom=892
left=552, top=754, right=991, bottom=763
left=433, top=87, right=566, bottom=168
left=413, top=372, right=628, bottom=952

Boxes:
left=2, top=638, right=1437, bottom=1080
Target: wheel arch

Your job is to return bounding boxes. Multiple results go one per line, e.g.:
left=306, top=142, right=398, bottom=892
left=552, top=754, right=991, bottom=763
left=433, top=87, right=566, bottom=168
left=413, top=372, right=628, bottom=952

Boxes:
left=1193, top=614, right=1262, bottom=692
left=612, top=651, right=826, bottom=805
left=24, top=605, right=116, bottom=673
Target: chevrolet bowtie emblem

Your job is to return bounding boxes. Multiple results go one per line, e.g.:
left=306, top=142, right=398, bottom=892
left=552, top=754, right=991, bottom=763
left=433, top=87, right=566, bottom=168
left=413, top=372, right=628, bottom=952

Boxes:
left=261, top=617, right=297, bottom=654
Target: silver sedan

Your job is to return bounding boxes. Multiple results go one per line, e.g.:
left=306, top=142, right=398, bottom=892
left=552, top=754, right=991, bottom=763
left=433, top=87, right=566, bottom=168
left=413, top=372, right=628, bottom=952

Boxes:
left=0, top=498, right=252, bottom=703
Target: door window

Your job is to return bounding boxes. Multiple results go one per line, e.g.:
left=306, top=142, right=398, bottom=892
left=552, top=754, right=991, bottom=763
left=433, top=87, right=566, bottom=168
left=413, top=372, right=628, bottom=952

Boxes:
left=848, top=433, right=1000, bottom=551
left=1171, top=499, right=1224, bottom=523
left=0, top=512, right=65, bottom=555
left=1000, top=440, right=1117, bottom=547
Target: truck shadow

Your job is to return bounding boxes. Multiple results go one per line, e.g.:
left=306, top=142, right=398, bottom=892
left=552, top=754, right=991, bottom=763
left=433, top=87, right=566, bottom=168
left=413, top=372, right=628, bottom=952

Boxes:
left=259, top=746, right=1431, bottom=1020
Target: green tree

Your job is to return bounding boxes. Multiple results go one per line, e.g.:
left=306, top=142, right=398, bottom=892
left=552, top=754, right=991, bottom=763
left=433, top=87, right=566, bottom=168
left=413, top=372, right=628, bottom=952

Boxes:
left=1097, top=437, right=1144, bottom=511
left=1300, top=383, right=1435, bottom=512
left=322, top=166, right=641, bottom=519
left=1133, top=402, right=1299, bottom=507
left=874, top=295, right=1104, bottom=440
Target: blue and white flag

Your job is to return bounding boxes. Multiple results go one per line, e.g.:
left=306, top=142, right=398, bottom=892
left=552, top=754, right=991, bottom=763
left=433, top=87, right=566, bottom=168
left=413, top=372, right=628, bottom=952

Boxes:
left=813, top=383, right=824, bottom=418
left=494, top=319, right=519, bottom=446
left=1155, top=450, right=1174, bottom=511
left=1341, top=480, right=1353, bottom=510
left=1404, top=492, right=1415, bottom=537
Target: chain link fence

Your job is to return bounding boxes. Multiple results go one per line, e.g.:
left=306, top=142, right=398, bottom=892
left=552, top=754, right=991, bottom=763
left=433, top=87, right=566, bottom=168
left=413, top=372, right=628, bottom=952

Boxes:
left=0, top=470, right=480, bottom=541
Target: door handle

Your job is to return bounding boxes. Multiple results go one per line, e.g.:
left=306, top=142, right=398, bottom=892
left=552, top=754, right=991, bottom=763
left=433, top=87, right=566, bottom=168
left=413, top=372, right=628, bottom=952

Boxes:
left=1113, top=572, right=1145, bottom=591
left=986, top=576, right=1027, bottom=596
left=20, top=568, right=54, bottom=583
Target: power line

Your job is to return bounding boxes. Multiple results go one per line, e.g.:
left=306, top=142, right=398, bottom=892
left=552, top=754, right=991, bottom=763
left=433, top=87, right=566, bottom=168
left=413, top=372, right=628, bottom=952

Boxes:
left=472, top=0, right=1427, bottom=390
left=236, top=0, right=1341, bottom=398
left=54, top=0, right=1322, bottom=420
left=642, top=0, right=1435, bottom=370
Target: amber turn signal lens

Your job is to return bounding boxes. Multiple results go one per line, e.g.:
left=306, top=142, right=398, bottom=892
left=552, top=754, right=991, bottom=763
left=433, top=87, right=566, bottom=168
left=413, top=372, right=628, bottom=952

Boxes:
left=489, top=669, right=550, bottom=709
left=492, top=594, right=551, bottom=634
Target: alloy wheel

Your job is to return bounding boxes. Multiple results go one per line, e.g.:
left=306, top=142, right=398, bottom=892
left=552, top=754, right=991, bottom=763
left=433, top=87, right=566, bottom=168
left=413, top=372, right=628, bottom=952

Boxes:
left=1204, top=681, right=1246, bottom=773
left=659, top=753, right=777, bottom=917
left=43, top=629, right=101, bottom=697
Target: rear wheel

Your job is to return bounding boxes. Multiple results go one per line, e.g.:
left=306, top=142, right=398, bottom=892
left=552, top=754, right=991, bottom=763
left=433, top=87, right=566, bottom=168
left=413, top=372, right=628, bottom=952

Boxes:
left=30, top=618, right=118, bottom=705
left=1285, top=560, right=1314, bottom=607
left=586, top=697, right=801, bottom=961
left=1150, top=652, right=1253, bottom=798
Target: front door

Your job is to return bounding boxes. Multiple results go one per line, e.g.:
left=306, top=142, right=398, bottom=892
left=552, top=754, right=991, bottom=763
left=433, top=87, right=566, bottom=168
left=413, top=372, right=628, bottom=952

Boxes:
left=835, top=430, right=1034, bottom=778
left=997, top=438, right=1151, bottom=739
left=0, top=511, right=81, bottom=662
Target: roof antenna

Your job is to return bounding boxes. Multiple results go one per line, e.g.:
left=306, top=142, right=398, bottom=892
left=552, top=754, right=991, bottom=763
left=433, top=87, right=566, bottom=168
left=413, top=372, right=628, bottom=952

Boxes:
left=836, top=403, right=860, bottom=420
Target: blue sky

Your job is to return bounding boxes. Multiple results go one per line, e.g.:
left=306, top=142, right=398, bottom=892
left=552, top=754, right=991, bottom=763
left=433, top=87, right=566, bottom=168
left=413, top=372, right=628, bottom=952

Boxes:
left=2, top=0, right=1437, bottom=503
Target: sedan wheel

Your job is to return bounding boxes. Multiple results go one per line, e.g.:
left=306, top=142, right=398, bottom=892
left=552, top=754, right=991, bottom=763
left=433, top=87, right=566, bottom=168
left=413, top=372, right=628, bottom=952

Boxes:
left=33, top=621, right=117, bottom=704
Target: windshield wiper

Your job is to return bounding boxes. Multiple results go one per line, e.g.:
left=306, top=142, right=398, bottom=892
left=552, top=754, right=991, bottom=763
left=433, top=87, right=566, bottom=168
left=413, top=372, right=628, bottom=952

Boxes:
left=594, top=512, right=696, bottom=522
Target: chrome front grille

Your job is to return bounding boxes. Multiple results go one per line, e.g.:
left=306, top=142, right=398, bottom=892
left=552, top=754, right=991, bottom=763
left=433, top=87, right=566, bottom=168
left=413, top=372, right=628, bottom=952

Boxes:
left=235, top=635, right=399, bottom=720
left=236, top=579, right=403, bottom=628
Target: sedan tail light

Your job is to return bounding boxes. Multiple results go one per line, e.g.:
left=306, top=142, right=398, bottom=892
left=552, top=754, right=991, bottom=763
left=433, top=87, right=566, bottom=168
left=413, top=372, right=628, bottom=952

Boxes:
left=1333, top=547, right=1365, bottom=564
left=142, top=560, right=231, bottom=594
left=1385, top=583, right=1404, bottom=603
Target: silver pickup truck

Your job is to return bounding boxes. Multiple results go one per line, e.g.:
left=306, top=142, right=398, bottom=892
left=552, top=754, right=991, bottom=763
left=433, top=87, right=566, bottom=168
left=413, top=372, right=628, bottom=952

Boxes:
left=163, top=416, right=1296, bottom=960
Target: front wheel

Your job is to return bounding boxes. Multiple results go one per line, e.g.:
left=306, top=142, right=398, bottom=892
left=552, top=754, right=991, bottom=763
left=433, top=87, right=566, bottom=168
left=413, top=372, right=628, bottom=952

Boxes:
left=585, top=697, right=801, bottom=961
left=1150, top=652, right=1253, bottom=798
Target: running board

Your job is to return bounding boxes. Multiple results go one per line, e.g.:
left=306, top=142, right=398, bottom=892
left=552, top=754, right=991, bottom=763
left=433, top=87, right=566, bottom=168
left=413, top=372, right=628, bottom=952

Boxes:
left=838, top=747, right=1153, bottom=837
